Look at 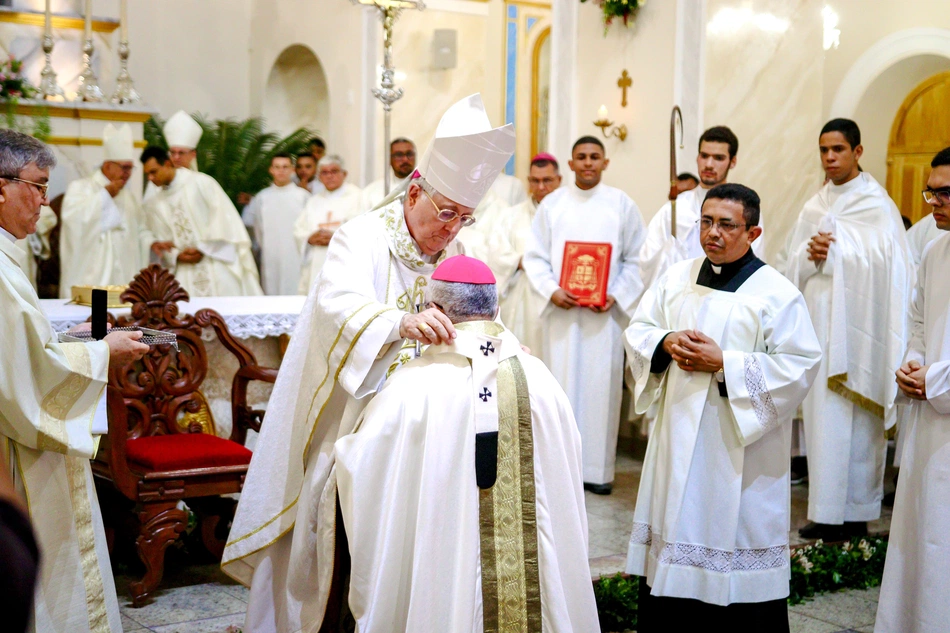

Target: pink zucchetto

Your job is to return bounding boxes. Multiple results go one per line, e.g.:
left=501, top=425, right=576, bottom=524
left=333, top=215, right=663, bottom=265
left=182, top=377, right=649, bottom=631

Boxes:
left=431, top=255, right=496, bottom=285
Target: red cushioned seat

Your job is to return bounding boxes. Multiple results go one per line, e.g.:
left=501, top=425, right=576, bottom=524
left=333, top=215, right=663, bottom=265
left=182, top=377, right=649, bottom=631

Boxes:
left=126, top=434, right=252, bottom=471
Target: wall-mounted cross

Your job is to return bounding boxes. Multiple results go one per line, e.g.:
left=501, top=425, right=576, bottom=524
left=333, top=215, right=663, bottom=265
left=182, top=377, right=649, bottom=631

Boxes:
left=618, top=69, right=632, bottom=107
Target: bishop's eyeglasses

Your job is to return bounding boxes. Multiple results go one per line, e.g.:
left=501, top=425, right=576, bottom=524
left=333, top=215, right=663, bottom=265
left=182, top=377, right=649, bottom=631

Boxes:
left=419, top=183, right=477, bottom=227
left=922, top=187, right=950, bottom=205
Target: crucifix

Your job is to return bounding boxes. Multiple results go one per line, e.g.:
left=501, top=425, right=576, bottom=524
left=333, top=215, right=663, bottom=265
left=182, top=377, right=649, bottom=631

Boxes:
left=618, top=69, right=632, bottom=107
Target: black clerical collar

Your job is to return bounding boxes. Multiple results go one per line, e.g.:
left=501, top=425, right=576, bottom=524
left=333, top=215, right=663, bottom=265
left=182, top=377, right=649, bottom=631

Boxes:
left=696, top=248, right=764, bottom=292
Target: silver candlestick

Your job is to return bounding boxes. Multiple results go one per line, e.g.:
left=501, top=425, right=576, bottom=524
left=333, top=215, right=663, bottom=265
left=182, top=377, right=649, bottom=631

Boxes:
left=77, top=36, right=103, bottom=102
left=352, top=0, right=424, bottom=196
left=37, top=33, right=63, bottom=100
left=110, top=40, right=140, bottom=104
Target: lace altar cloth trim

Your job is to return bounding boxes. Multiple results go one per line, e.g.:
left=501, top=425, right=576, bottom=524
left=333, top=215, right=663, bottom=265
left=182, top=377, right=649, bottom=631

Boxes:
left=630, top=522, right=788, bottom=573
left=41, top=296, right=306, bottom=340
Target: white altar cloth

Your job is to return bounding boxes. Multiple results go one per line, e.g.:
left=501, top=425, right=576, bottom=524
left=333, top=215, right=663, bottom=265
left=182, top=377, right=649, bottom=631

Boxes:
left=40, top=295, right=306, bottom=339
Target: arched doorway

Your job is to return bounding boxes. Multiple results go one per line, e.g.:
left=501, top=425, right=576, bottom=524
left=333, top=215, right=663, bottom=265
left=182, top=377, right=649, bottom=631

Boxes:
left=262, top=45, right=329, bottom=137
left=886, top=70, right=950, bottom=224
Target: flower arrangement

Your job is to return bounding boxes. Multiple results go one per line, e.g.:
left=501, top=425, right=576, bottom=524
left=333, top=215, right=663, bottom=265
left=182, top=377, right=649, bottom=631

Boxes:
left=0, top=55, right=37, bottom=102
left=789, top=537, right=888, bottom=605
left=581, top=0, right=645, bottom=28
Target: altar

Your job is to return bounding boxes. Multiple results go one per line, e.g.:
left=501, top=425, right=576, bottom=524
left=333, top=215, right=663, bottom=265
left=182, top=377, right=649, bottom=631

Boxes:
left=41, top=295, right=306, bottom=440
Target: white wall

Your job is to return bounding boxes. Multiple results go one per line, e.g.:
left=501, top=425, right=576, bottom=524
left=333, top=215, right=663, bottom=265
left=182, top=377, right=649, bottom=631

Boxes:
left=572, top=0, right=678, bottom=219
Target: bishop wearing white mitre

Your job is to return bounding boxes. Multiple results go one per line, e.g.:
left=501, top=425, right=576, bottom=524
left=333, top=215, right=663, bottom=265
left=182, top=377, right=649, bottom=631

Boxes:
left=143, top=110, right=202, bottom=203
left=335, top=255, right=599, bottom=632
left=293, top=154, right=363, bottom=294
left=777, top=119, right=912, bottom=540
left=140, top=145, right=262, bottom=297
left=875, top=147, right=950, bottom=633
left=523, top=135, right=646, bottom=493
left=0, top=129, right=149, bottom=633
left=640, top=126, right=766, bottom=288
left=222, top=94, right=514, bottom=633
left=248, top=154, right=310, bottom=295
left=59, top=123, right=151, bottom=296
left=625, top=184, right=821, bottom=631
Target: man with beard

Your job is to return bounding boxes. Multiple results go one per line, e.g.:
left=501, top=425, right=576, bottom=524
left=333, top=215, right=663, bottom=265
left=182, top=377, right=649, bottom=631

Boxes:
left=294, top=152, right=318, bottom=194
left=640, top=126, right=766, bottom=287
left=362, top=137, right=417, bottom=211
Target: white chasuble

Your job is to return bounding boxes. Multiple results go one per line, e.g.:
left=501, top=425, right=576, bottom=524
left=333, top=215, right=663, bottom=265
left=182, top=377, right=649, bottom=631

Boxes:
left=778, top=173, right=912, bottom=523
left=293, top=182, right=362, bottom=294
left=145, top=168, right=262, bottom=297
left=624, top=257, right=821, bottom=605
left=223, top=197, right=463, bottom=633
left=523, top=182, right=646, bottom=485
left=639, top=186, right=767, bottom=288
left=0, top=236, right=121, bottom=633
left=876, top=232, right=950, bottom=633
left=335, top=321, right=599, bottom=633
left=59, top=171, right=151, bottom=297
left=250, top=183, right=309, bottom=295
left=15, top=205, right=57, bottom=291
left=481, top=199, right=547, bottom=357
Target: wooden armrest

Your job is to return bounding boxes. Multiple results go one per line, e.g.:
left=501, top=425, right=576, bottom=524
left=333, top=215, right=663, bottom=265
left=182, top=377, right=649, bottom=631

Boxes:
left=104, top=386, right=138, bottom=499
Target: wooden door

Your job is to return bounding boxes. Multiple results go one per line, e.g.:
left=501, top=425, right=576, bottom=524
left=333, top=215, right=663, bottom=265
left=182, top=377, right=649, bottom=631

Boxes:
left=887, top=71, right=950, bottom=224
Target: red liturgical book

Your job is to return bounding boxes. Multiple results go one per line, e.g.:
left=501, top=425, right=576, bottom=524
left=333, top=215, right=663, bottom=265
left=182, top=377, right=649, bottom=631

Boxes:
left=559, top=241, right=612, bottom=307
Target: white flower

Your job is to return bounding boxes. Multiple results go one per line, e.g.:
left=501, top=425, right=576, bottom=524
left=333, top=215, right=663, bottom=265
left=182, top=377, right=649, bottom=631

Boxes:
left=863, top=546, right=876, bottom=561
left=842, top=542, right=852, bottom=552
left=798, top=555, right=814, bottom=574
left=858, top=539, right=870, bottom=552
left=815, top=539, right=824, bottom=548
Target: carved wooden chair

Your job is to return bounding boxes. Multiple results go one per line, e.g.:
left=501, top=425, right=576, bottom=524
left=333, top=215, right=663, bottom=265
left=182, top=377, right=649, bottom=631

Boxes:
left=91, top=264, right=278, bottom=606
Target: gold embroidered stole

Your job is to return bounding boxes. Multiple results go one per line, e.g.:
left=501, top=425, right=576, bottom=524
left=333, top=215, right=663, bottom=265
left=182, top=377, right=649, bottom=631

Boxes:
left=478, top=356, right=541, bottom=633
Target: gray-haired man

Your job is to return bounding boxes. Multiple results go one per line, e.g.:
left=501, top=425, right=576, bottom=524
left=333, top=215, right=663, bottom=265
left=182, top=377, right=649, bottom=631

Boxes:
left=333, top=254, right=600, bottom=632
left=0, top=129, right=147, bottom=632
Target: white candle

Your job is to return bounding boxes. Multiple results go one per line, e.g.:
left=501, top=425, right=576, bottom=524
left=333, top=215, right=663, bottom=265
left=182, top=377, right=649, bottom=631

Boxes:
left=120, top=0, right=128, bottom=42
left=84, top=0, right=92, bottom=41
left=598, top=104, right=609, bottom=120
left=44, top=0, right=51, bottom=37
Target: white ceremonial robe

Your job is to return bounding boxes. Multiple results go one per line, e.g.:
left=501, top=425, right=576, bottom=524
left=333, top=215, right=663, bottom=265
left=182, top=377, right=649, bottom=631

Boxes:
left=779, top=173, right=912, bottom=524
left=293, top=182, right=363, bottom=294
left=223, top=197, right=464, bottom=633
left=361, top=174, right=407, bottom=213
left=479, top=198, right=546, bottom=356
left=15, top=205, right=57, bottom=291
left=490, top=172, right=528, bottom=207
left=0, top=234, right=121, bottom=633
left=624, top=257, right=821, bottom=605
left=906, top=212, right=943, bottom=267
left=875, top=231, right=950, bottom=633
left=146, top=168, right=262, bottom=297
left=58, top=171, right=151, bottom=297
left=524, top=182, right=646, bottom=484
left=335, top=321, right=599, bottom=633
left=640, top=186, right=767, bottom=288
left=250, top=183, right=309, bottom=295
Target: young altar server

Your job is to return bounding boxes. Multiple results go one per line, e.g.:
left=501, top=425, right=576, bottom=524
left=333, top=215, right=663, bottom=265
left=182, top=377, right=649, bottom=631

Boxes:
left=875, top=147, right=950, bottom=633
left=334, top=255, right=599, bottom=633
left=523, top=135, right=646, bottom=494
left=625, top=183, right=821, bottom=631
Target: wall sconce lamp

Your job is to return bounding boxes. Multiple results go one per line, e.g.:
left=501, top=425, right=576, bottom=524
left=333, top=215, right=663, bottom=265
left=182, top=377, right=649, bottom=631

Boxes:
left=594, top=105, right=627, bottom=142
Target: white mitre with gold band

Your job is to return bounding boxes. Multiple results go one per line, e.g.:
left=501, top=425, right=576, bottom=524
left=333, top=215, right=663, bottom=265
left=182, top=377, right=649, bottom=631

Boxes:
left=372, top=93, right=515, bottom=211
left=102, top=123, right=134, bottom=162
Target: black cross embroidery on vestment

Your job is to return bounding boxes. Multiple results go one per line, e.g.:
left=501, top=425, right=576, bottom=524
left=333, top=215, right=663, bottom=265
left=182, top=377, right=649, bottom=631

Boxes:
left=479, top=388, right=492, bottom=401
left=480, top=341, right=495, bottom=356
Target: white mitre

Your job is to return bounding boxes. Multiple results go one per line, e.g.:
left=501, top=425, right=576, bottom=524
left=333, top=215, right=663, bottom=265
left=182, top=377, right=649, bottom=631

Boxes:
left=163, top=110, right=202, bottom=149
left=416, top=93, right=515, bottom=208
left=102, top=123, right=134, bottom=162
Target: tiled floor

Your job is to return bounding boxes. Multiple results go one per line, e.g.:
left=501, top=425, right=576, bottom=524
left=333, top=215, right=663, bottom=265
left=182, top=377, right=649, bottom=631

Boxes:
left=116, top=440, right=893, bottom=632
